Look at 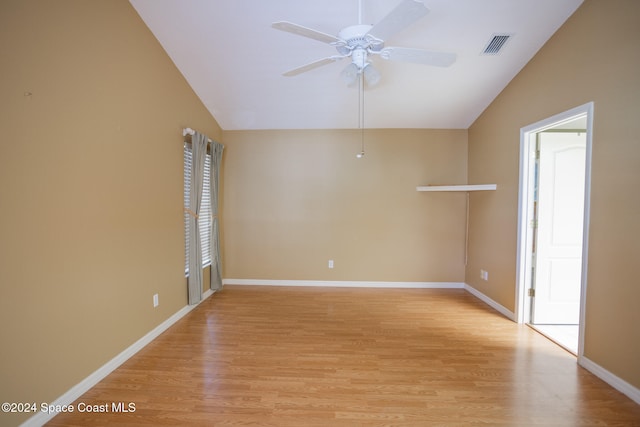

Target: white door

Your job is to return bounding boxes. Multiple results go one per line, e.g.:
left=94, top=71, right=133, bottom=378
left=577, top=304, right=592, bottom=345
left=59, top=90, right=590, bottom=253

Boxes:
left=532, top=132, right=586, bottom=324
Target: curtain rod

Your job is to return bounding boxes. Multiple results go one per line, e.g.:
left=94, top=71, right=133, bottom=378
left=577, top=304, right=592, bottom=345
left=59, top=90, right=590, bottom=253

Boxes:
left=182, top=127, right=212, bottom=143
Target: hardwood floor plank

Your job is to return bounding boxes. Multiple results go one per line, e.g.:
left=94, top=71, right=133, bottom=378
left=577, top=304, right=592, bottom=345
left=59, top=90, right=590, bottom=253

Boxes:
left=46, top=286, right=640, bottom=426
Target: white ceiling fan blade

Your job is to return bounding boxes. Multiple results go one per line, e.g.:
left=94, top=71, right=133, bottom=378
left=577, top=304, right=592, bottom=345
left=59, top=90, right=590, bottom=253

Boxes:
left=282, top=56, right=345, bottom=76
left=366, top=0, right=429, bottom=42
left=380, top=47, right=456, bottom=67
left=272, top=21, right=341, bottom=45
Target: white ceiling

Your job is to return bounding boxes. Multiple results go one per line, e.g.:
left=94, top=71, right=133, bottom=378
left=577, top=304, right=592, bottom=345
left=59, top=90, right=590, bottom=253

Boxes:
left=129, top=0, right=583, bottom=131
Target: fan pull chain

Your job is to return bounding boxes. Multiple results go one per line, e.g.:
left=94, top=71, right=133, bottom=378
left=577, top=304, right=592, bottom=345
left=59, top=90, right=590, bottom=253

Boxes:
left=356, top=70, right=365, bottom=158
left=361, top=72, right=365, bottom=153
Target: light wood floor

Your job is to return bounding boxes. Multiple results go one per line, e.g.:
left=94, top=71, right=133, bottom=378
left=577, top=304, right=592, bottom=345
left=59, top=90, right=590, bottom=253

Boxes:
left=48, top=286, right=640, bottom=426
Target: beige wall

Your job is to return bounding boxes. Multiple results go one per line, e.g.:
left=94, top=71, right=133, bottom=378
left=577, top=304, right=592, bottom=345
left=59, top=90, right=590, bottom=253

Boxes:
left=222, top=129, right=468, bottom=283
left=466, top=0, right=640, bottom=388
left=0, top=1, right=221, bottom=425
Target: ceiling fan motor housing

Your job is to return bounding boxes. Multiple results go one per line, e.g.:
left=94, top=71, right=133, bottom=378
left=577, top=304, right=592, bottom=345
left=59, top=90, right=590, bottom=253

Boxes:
left=336, top=24, right=385, bottom=69
left=337, top=25, right=382, bottom=50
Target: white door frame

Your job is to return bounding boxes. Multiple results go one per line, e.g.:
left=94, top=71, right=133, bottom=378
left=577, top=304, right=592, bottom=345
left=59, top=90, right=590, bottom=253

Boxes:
left=515, top=102, right=594, bottom=357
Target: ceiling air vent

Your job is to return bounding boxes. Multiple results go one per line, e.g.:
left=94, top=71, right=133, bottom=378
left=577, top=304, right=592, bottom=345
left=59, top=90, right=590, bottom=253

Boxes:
left=482, top=34, right=513, bottom=55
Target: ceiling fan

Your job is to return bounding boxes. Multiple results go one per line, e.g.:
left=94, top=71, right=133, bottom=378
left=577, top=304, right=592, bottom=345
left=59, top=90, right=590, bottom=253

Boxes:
left=272, top=0, right=456, bottom=86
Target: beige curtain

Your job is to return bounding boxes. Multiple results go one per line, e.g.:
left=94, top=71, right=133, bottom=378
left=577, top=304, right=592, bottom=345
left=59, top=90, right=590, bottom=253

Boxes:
left=209, top=141, right=224, bottom=291
left=187, top=131, right=208, bottom=305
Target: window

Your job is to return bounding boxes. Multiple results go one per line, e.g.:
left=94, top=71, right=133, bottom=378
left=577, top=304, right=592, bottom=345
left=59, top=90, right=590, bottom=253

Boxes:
left=184, top=143, right=212, bottom=275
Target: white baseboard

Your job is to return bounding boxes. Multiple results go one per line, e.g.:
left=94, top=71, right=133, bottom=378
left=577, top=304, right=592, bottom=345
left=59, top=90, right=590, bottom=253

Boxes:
left=463, top=283, right=516, bottom=321
left=21, top=290, right=215, bottom=427
left=223, top=279, right=465, bottom=289
left=579, top=356, right=640, bottom=405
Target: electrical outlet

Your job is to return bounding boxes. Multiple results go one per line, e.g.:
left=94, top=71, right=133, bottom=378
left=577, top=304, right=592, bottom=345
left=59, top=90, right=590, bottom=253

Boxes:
left=328, top=260, right=334, bottom=269
left=480, top=270, right=489, bottom=281
left=153, top=293, right=159, bottom=307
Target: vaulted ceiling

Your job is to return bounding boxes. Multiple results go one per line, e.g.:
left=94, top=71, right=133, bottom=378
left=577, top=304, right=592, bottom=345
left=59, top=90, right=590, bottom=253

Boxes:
left=130, top=0, right=583, bottom=130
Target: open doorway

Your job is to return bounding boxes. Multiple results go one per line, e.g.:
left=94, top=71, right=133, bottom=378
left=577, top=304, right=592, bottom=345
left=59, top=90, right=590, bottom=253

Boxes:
left=516, top=103, right=593, bottom=356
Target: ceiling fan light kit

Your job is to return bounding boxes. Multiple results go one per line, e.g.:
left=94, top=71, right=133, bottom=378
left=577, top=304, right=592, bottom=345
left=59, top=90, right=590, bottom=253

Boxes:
left=362, top=64, right=381, bottom=87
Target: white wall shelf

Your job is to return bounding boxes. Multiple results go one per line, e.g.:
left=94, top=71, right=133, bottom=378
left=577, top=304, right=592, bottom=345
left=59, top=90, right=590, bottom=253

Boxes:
left=416, top=184, right=497, bottom=192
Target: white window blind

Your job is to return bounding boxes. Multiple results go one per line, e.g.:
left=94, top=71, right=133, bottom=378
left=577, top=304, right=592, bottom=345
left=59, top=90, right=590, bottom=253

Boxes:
left=184, top=144, right=212, bottom=275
